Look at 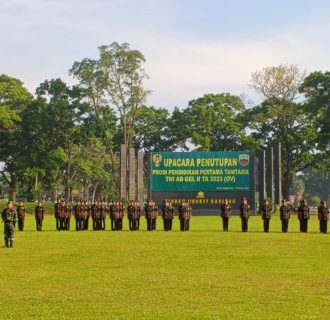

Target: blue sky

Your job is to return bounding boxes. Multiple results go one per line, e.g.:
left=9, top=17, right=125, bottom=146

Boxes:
left=1, top=0, right=330, bottom=108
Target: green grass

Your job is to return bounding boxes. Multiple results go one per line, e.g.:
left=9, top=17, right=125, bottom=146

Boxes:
left=0, top=215, right=329, bottom=320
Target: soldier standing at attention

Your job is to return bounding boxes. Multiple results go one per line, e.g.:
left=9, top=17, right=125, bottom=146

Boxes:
left=162, top=200, right=175, bottom=231
left=127, top=200, right=134, bottom=231
left=16, top=200, right=27, bottom=231
left=220, top=199, right=231, bottom=232
left=74, top=200, right=84, bottom=231
left=239, top=197, right=250, bottom=232
left=145, top=200, right=158, bottom=231
left=318, top=200, right=329, bottom=234
left=35, top=201, right=45, bottom=231
left=54, top=199, right=62, bottom=231
left=279, top=199, right=290, bottom=233
left=109, top=200, right=115, bottom=231
left=59, top=201, right=66, bottom=230
left=297, top=199, right=310, bottom=233
left=1, top=201, right=17, bottom=248
left=64, top=201, right=72, bottom=231
left=261, top=199, right=272, bottom=232
left=133, top=200, right=141, bottom=231
left=91, top=200, right=99, bottom=231
left=179, top=200, right=192, bottom=231
left=101, top=201, right=107, bottom=231
left=82, top=200, right=90, bottom=230
left=116, top=201, right=124, bottom=230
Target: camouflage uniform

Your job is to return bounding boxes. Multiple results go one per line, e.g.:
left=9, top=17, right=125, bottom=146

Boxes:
left=239, top=198, right=250, bottom=232
left=1, top=204, right=17, bottom=247
left=297, top=200, right=310, bottom=233
left=54, top=200, right=62, bottom=231
left=16, top=202, right=27, bottom=231
left=318, top=201, right=329, bottom=234
left=100, top=201, right=107, bottom=231
left=132, top=201, right=141, bottom=231
left=82, top=201, right=90, bottom=230
left=109, top=201, right=116, bottom=231
left=145, top=200, right=158, bottom=231
left=91, top=201, right=101, bottom=231
left=114, top=202, right=124, bottom=231
left=280, top=200, right=290, bottom=233
left=63, top=202, right=72, bottom=231
left=220, top=201, right=231, bottom=232
left=35, top=203, right=45, bottom=231
left=261, top=200, right=272, bottom=232
left=74, top=201, right=84, bottom=231
left=162, top=200, right=174, bottom=231
left=127, top=201, right=134, bottom=231
left=178, top=201, right=192, bottom=231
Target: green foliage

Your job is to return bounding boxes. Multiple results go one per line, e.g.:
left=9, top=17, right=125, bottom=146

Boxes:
left=0, top=215, right=329, bottom=320
left=249, top=65, right=317, bottom=198
left=183, top=93, right=258, bottom=151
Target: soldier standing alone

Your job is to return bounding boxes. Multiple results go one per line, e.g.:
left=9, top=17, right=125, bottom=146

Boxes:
left=279, top=199, right=290, bottom=233
left=261, top=199, right=272, bottom=232
left=1, top=201, right=17, bottom=248
left=220, top=199, right=231, bottom=232
left=239, top=197, right=250, bottom=232
left=318, top=200, right=329, bottom=234
left=35, top=201, right=45, bottom=231
left=16, top=200, right=27, bottom=231
left=297, top=199, right=310, bottom=233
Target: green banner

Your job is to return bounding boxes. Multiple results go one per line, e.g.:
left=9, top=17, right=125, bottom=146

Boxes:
left=151, top=151, right=252, bottom=192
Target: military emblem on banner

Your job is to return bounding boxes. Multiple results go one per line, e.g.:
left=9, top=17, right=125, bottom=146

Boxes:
left=196, top=191, right=205, bottom=199
left=152, top=154, right=163, bottom=167
left=239, top=154, right=249, bottom=167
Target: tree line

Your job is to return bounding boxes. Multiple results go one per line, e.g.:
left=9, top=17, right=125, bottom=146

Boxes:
left=0, top=42, right=329, bottom=203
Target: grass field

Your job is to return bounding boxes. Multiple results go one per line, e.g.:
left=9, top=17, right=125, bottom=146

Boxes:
left=0, top=214, right=329, bottom=320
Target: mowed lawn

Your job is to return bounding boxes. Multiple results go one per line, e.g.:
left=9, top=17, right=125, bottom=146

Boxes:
left=0, top=214, right=329, bottom=320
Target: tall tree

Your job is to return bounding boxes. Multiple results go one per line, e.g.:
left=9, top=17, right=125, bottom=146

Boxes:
left=70, top=42, right=150, bottom=195
left=249, top=64, right=317, bottom=199
left=0, top=74, right=33, bottom=200
left=299, top=71, right=330, bottom=172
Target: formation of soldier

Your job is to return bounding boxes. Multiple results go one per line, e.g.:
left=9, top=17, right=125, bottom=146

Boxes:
left=219, top=197, right=329, bottom=234
left=2, top=197, right=329, bottom=247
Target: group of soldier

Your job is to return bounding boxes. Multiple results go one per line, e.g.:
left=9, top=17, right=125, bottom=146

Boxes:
left=220, top=198, right=329, bottom=234
left=1, top=197, right=329, bottom=248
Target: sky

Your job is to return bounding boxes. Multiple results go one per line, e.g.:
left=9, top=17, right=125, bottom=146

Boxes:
left=1, top=0, right=330, bottom=109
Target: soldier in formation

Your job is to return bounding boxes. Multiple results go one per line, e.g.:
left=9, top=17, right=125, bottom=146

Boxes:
left=100, top=201, right=107, bottom=231
left=220, top=199, right=231, bottom=232
left=74, top=200, right=84, bottom=231
left=16, top=200, right=27, bottom=231
left=297, top=199, right=310, bottom=233
left=318, top=200, right=329, bottom=234
left=162, top=199, right=175, bottom=231
left=1, top=201, right=16, bottom=248
left=111, top=200, right=124, bottom=231
left=35, top=201, right=45, bottom=231
left=178, top=200, right=192, bottom=231
left=279, top=199, right=290, bottom=233
left=91, top=200, right=101, bottom=231
left=127, top=200, right=141, bottom=231
left=82, top=200, right=90, bottom=230
left=239, top=197, right=250, bottom=232
left=261, top=199, right=272, bottom=232
left=54, top=199, right=62, bottom=231
left=145, top=200, right=158, bottom=231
